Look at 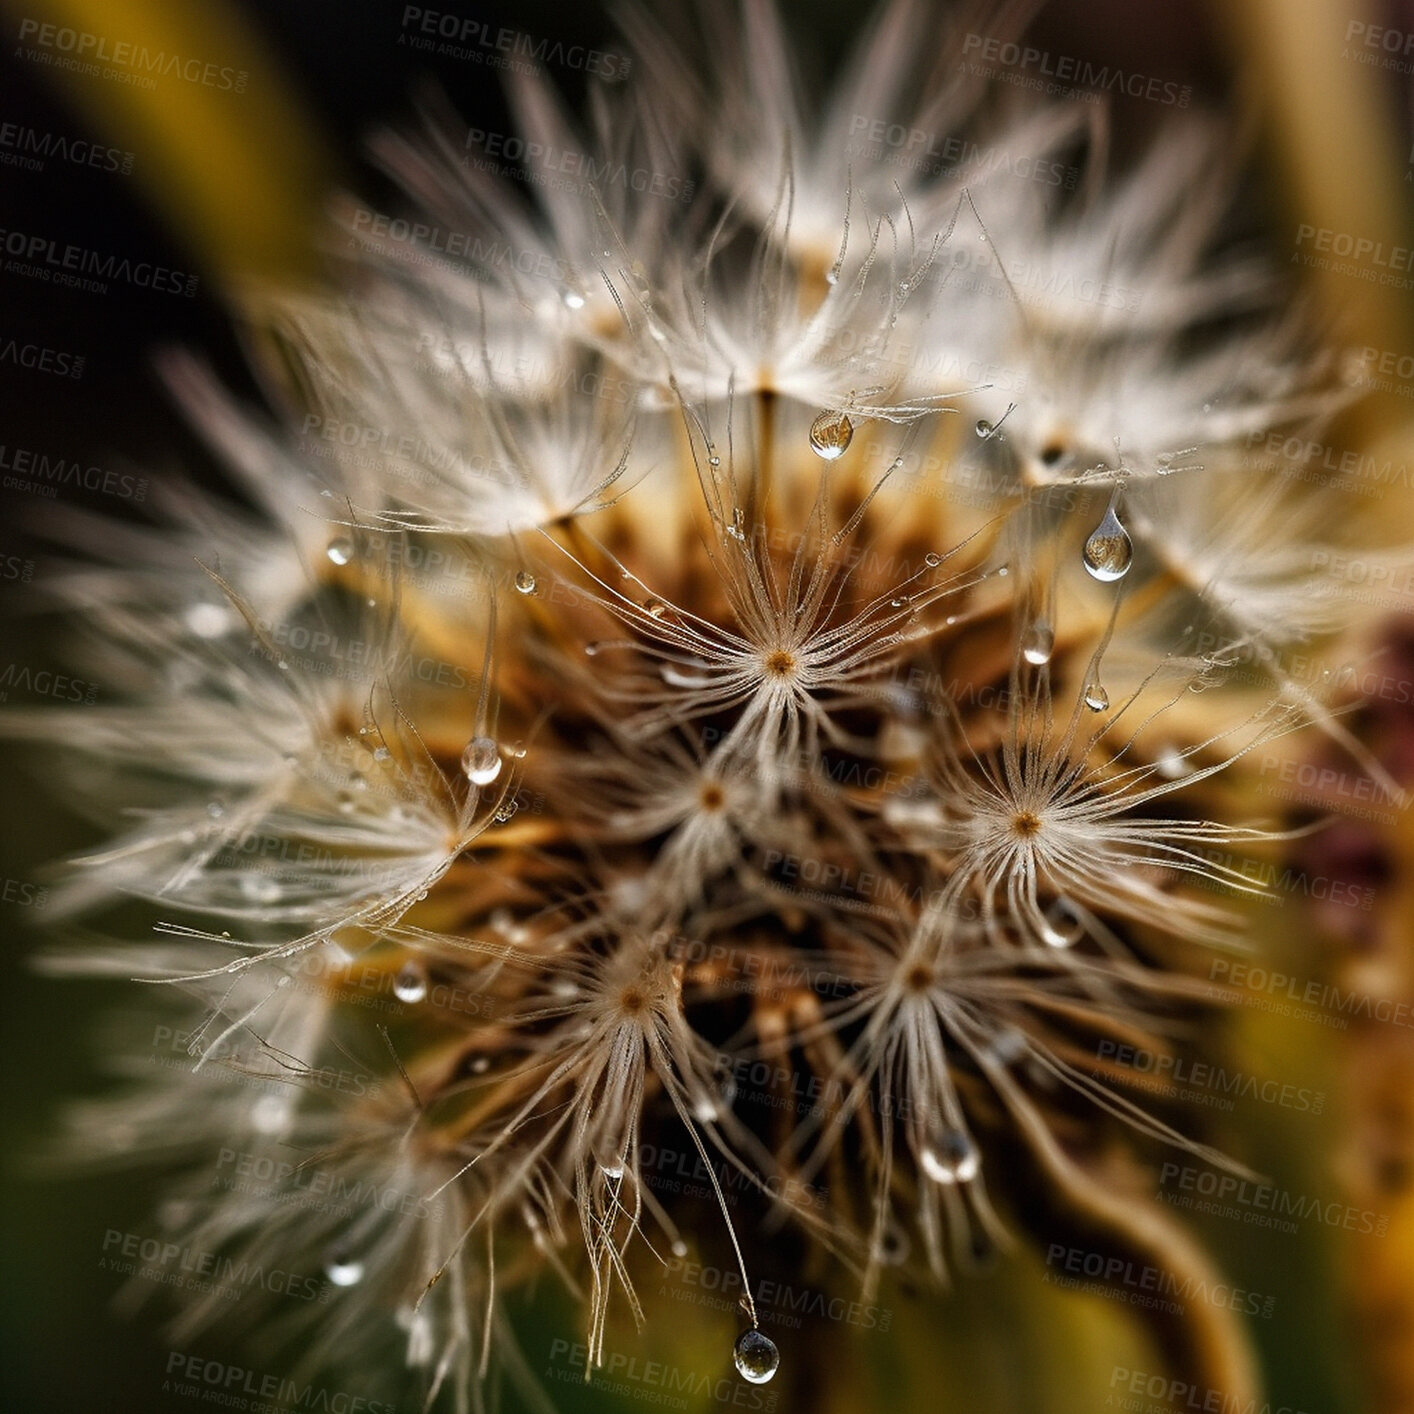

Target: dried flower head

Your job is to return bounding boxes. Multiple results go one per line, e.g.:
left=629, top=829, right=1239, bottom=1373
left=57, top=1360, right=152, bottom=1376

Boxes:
left=11, top=3, right=1401, bottom=1410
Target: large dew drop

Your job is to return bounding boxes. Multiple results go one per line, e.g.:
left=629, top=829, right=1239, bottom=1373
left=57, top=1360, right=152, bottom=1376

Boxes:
left=326, top=538, right=355, bottom=567
left=1082, top=500, right=1133, bottom=582
left=514, top=570, right=537, bottom=595
left=920, top=1126, right=981, bottom=1184
left=1021, top=620, right=1054, bottom=666
left=733, top=1329, right=780, bottom=1384
left=1083, top=681, right=1110, bottom=712
left=809, top=409, right=854, bottom=460
left=461, top=736, right=502, bottom=786
left=393, top=961, right=427, bottom=1003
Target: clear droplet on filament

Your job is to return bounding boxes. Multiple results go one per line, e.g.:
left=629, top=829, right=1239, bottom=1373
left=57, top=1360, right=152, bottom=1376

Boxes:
left=326, top=538, right=354, bottom=567
left=324, top=1249, right=365, bottom=1287
left=1021, top=620, right=1054, bottom=666
left=461, top=736, right=502, bottom=786
left=514, top=570, right=537, bottom=595
left=393, top=961, right=427, bottom=1003
left=1083, top=682, right=1110, bottom=712
left=809, top=409, right=854, bottom=460
left=733, top=1329, right=780, bottom=1384
left=1040, top=897, right=1084, bottom=948
left=1082, top=500, right=1133, bottom=582
left=920, top=1126, right=981, bottom=1184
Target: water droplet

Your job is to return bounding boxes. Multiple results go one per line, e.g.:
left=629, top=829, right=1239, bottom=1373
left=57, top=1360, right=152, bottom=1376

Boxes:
left=393, top=961, right=427, bottom=1003
left=372, top=745, right=390, bottom=762
left=644, top=598, right=670, bottom=620
left=326, top=538, right=355, bottom=567
left=920, top=1126, right=980, bottom=1184
left=809, top=409, right=854, bottom=460
left=206, top=800, right=225, bottom=820
left=1040, top=897, right=1083, bottom=948
left=461, top=736, right=502, bottom=785
left=660, top=662, right=715, bottom=688
left=584, top=641, right=603, bottom=656
left=185, top=602, right=231, bottom=639
left=924, top=552, right=942, bottom=567
left=514, top=570, right=537, bottom=595
left=975, top=419, right=992, bottom=438
left=733, top=1329, right=779, bottom=1384
left=239, top=873, right=280, bottom=905
left=599, top=1153, right=625, bottom=1180
left=1021, top=621, right=1054, bottom=666
left=1082, top=500, right=1133, bottom=582
left=671, top=1238, right=689, bottom=1258
left=562, top=291, right=586, bottom=309
left=1083, top=682, right=1110, bottom=712
left=1154, top=745, right=1192, bottom=780
left=324, top=1249, right=364, bottom=1287
left=250, top=1093, right=292, bottom=1136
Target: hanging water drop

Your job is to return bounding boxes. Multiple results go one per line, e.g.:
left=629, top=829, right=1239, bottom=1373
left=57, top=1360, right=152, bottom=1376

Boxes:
left=644, top=598, right=670, bottom=620
left=733, top=1329, right=780, bottom=1384
left=809, top=409, right=854, bottom=460
left=461, top=736, right=502, bottom=785
left=324, top=1248, right=365, bottom=1287
left=393, top=961, right=427, bottom=1003
left=924, top=552, right=942, bottom=567
left=326, top=538, right=355, bottom=567
left=920, top=1126, right=981, bottom=1184
left=1083, top=682, right=1110, bottom=712
left=975, top=419, right=992, bottom=438
left=1082, top=497, right=1133, bottom=582
left=1040, top=897, right=1083, bottom=948
left=562, top=290, right=586, bottom=310
left=514, top=570, right=537, bottom=595
left=1021, top=620, right=1054, bottom=666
